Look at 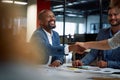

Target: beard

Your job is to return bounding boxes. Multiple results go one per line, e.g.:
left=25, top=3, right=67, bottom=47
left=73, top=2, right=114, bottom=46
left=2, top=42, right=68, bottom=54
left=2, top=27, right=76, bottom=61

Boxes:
left=109, top=19, right=120, bottom=26
left=47, top=21, right=56, bottom=29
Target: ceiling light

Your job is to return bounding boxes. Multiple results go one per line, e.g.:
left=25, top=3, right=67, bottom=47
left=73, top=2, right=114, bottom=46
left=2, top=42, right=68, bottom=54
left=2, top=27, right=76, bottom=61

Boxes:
left=56, top=15, right=63, bottom=17
left=67, top=14, right=77, bottom=17
left=53, top=5, right=63, bottom=8
left=80, top=1, right=87, bottom=3
left=53, top=8, right=63, bottom=11
left=73, top=2, right=79, bottom=5
left=78, top=15, right=83, bottom=17
left=68, top=3, right=73, bottom=6
left=1, top=0, right=13, bottom=3
left=66, top=11, right=72, bottom=13
left=14, top=1, right=27, bottom=5
left=1, top=0, right=28, bottom=5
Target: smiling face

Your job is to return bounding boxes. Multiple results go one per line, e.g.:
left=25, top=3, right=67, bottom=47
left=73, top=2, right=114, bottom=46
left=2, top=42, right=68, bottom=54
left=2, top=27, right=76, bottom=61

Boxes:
left=39, top=10, right=56, bottom=32
left=108, top=7, right=120, bottom=27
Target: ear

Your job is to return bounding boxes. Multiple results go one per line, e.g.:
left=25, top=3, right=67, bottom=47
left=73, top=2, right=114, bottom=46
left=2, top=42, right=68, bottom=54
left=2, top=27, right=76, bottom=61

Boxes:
left=38, top=20, right=43, bottom=26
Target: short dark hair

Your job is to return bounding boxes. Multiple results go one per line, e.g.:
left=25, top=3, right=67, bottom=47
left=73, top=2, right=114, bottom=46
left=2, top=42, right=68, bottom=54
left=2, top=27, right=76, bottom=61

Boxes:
left=109, top=0, right=120, bottom=9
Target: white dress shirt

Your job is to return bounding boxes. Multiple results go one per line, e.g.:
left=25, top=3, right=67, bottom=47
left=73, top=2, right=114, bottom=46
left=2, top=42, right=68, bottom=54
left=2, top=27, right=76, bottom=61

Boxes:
left=43, top=29, right=53, bottom=65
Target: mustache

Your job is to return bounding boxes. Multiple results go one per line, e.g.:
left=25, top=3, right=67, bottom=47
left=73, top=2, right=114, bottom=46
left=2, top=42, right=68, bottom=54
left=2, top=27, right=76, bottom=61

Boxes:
left=48, top=20, right=56, bottom=29
left=110, top=19, right=117, bottom=22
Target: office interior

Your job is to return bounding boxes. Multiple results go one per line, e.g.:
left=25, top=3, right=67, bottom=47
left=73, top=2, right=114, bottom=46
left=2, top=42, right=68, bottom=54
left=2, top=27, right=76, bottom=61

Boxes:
left=0, top=0, right=110, bottom=62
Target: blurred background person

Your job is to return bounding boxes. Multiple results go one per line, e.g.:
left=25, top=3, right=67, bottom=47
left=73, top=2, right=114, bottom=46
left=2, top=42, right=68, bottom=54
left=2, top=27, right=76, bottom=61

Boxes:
left=73, top=0, right=120, bottom=69
left=75, top=30, right=120, bottom=51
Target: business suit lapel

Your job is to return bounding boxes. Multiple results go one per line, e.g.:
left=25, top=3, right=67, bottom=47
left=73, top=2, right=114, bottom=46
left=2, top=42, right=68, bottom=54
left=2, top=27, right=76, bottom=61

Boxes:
left=52, top=33, right=58, bottom=46
left=41, top=28, right=50, bottom=44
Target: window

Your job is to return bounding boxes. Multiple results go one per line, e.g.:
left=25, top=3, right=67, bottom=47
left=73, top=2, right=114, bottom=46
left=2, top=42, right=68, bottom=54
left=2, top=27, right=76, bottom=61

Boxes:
left=65, top=22, right=76, bottom=35
left=78, top=23, right=85, bottom=34
left=54, top=21, right=76, bottom=35
left=54, top=21, right=63, bottom=35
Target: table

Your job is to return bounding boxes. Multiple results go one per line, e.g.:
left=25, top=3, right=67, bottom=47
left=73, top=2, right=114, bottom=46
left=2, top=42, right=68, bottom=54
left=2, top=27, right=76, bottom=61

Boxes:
left=37, top=63, right=120, bottom=80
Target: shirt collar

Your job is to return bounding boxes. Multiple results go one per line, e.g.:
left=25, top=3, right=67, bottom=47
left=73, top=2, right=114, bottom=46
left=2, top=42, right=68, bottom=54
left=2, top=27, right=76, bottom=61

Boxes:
left=109, top=28, right=113, bottom=37
left=109, top=28, right=120, bottom=37
left=43, top=29, right=53, bottom=37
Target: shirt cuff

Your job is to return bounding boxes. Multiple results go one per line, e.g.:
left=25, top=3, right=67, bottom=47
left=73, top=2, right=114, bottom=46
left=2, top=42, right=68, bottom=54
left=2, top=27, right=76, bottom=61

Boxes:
left=64, top=45, right=73, bottom=56
left=108, top=38, right=116, bottom=49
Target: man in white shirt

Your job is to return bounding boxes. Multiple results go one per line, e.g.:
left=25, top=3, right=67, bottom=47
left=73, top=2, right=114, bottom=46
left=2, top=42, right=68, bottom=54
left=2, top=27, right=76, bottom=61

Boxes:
left=30, top=9, right=85, bottom=67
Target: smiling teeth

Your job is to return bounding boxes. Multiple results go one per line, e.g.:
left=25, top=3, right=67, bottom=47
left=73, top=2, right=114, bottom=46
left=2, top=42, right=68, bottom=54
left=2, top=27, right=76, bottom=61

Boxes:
left=50, top=21, right=54, bottom=24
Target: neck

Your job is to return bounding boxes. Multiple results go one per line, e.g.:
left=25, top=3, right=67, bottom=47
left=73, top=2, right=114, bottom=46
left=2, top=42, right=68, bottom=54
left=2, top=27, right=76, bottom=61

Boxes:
left=43, top=28, right=51, bottom=34
left=41, top=26, right=51, bottom=34
left=111, top=25, right=120, bottom=34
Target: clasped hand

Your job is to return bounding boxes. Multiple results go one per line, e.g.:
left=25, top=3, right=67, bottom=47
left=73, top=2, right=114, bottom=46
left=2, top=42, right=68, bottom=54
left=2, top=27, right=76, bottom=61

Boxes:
left=70, top=42, right=87, bottom=54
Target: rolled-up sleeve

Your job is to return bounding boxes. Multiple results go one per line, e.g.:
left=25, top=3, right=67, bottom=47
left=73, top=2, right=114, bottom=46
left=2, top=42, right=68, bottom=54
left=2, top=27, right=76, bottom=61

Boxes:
left=108, top=31, right=120, bottom=49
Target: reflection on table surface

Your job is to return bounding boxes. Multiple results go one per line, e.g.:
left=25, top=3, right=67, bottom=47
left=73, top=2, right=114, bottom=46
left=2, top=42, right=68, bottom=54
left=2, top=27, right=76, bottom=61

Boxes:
left=37, top=63, right=120, bottom=80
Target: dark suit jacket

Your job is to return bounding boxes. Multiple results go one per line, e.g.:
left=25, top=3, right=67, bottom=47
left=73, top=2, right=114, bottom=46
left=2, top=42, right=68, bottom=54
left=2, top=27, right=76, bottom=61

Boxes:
left=30, top=28, right=64, bottom=64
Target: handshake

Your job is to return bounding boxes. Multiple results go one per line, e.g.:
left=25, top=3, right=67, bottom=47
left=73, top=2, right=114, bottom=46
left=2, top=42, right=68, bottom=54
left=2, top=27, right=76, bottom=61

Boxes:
left=69, top=42, right=89, bottom=54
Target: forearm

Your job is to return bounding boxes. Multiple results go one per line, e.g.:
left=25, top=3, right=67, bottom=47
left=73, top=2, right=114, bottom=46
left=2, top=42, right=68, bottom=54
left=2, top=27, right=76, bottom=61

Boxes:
left=81, top=50, right=97, bottom=65
left=84, top=40, right=111, bottom=50
left=107, top=61, right=120, bottom=69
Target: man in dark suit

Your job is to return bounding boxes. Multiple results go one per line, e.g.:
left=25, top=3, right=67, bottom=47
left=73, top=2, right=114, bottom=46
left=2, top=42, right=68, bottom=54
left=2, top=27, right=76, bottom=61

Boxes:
left=30, top=9, right=84, bottom=67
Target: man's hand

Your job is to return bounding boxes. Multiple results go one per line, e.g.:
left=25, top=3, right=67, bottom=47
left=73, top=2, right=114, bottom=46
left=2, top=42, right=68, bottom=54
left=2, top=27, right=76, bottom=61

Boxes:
left=72, top=60, right=83, bottom=67
left=49, top=60, right=61, bottom=67
left=69, top=44, right=86, bottom=54
left=97, top=60, right=107, bottom=68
